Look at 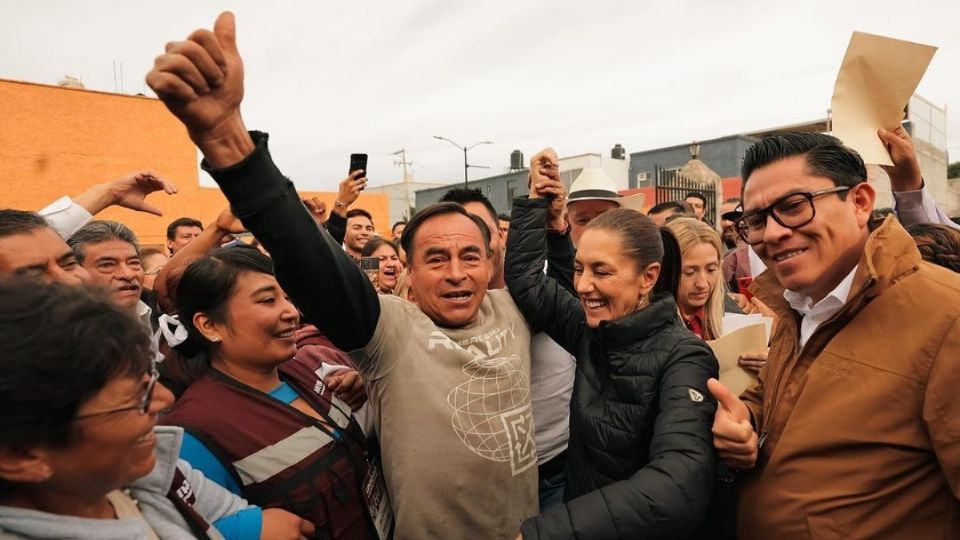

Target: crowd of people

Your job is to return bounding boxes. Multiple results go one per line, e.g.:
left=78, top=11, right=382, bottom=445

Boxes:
left=1, top=11, right=959, bottom=540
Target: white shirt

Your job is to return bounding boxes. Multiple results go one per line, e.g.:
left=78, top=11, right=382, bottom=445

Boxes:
left=38, top=196, right=93, bottom=239
left=136, top=300, right=153, bottom=332
left=783, top=265, right=858, bottom=349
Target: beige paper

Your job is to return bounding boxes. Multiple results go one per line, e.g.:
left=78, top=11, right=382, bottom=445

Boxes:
left=707, top=324, right=767, bottom=396
left=831, top=32, right=937, bottom=166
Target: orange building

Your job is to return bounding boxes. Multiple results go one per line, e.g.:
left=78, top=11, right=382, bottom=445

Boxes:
left=0, top=78, right=389, bottom=246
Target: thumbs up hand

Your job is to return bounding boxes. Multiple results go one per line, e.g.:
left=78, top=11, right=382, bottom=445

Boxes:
left=707, top=378, right=759, bottom=470
left=147, top=12, right=252, bottom=167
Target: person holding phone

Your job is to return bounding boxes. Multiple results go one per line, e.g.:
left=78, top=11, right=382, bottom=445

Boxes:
left=360, top=238, right=403, bottom=295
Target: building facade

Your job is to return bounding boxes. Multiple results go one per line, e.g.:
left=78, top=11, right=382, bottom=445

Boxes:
left=0, top=79, right=390, bottom=245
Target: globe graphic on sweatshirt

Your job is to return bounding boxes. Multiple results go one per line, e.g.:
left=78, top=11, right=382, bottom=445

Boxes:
left=447, top=354, right=531, bottom=463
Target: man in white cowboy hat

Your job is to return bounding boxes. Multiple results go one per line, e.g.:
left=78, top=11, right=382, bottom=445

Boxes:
left=564, top=167, right=646, bottom=247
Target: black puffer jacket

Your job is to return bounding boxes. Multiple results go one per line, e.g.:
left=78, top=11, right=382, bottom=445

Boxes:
left=506, top=197, right=719, bottom=540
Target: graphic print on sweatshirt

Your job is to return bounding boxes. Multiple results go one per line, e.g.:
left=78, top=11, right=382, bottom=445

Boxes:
left=428, top=324, right=537, bottom=476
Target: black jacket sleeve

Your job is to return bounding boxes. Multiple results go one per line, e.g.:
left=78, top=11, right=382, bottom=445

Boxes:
left=203, top=132, right=379, bottom=351
left=325, top=212, right=347, bottom=246
left=504, top=197, right=585, bottom=354
left=521, top=338, right=720, bottom=540
left=545, top=228, right=576, bottom=295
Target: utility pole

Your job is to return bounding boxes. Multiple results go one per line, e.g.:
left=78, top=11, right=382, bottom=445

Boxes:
left=433, top=136, right=493, bottom=188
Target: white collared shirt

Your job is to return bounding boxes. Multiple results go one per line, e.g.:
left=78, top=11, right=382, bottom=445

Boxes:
left=783, top=265, right=859, bottom=349
left=136, top=300, right=153, bottom=332
left=38, top=196, right=94, bottom=239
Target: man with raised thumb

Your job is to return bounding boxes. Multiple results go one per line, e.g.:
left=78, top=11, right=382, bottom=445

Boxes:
left=707, top=378, right=757, bottom=470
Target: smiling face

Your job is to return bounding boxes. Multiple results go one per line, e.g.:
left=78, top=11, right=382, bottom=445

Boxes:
left=566, top=199, right=619, bottom=248
left=743, top=155, right=874, bottom=302
left=407, top=213, right=490, bottom=328
left=677, top=242, right=720, bottom=317
left=80, top=240, right=144, bottom=311
left=35, top=373, right=175, bottom=499
left=345, top=216, right=375, bottom=257
left=574, top=228, right=659, bottom=328
left=371, top=242, right=403, bottom=293
left=0, top=227, right=90, bottom=286
left=197, top=272, right=301, bottom=370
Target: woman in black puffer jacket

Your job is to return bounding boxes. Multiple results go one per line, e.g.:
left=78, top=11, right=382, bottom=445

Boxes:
left=505, top=167, right=719, bottom=540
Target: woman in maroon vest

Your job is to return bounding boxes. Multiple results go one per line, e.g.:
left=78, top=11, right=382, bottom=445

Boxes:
left=161, top=247, right=379, bottom=539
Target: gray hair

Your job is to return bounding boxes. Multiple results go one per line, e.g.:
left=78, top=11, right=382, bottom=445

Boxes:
left=67, top=220, right=141, bottom=264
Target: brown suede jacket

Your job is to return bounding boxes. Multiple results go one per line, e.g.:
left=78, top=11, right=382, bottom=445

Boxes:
left=737, top=216, right=960, bottom=539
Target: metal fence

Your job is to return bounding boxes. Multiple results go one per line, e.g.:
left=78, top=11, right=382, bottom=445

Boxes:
left=654, top=165, right=717, bottom=225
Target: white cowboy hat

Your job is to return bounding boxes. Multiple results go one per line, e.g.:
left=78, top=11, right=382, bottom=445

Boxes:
left=566, top=168, right=646, bottom=212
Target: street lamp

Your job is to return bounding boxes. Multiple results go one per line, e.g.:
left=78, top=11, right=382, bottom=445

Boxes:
left=433, top=136, right=493, bottom=187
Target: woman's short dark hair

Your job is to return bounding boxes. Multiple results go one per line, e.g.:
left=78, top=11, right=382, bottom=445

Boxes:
left=361, top=237, right=399, bottom=259
left=741, top=132, right=867, bottom=193
left=584, top=208, right=681, bottom=298
left=174, top=247, right=275, bottom=357
left=908, top=223, right=960, bottom=274
left=399, top=202, right=491, bottom=260
left=0, top=279, right=151, bottom=450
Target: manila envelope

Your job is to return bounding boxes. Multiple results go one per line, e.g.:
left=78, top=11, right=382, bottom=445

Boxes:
left=831, top=31, right=936, bottom=166
left=707, top=324, right=767, bottom=396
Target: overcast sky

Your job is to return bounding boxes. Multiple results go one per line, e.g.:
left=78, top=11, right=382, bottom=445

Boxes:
left=2, top=0, right=957, bottom=191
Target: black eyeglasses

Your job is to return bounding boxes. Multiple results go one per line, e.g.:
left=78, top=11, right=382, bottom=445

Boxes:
left=75, top=364, right=160, bottom=420
left=734, top=186, right=851, bottom=245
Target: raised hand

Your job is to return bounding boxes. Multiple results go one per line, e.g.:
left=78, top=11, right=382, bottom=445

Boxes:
left=303, top=197, right=328, bottom=225
left=878, top=126, right=923, bottom=192
left=707, top=378, right=758, bottom=470
left=333, top=170, right=368, bottom=216
left=528, top=148, right=559, bottom=193
left=146, top=12, right=252, bottom=167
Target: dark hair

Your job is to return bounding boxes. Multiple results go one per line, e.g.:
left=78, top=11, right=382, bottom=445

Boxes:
left=174, top=247, right=275, bottom=357
left=497, top=213, right=511, bottom=223
left=439, top=187, right=499, bottom=224
left=685, top=192, right=707, bottom=206
left=0, top=279, right=151, bottom=450
left=361, top=236, right=399, bottom=258
left=908, top=223, right=960, bottom=274
left=400, top=202, right=491, bottom=260
left=346, top=208, right=374, bottom=223
left=67, top=220, right=141, bottom=264
left=166, top=217, right=203, bottom=241
left=647, top=201, right=685, bottom=216
left=584, top=208, right=680, bottom=298
left=391, top=221, right=407, bottom=231
left=0, top=209, right=49, bottom=239
left=869, top=208, right=897, bottom=232
left=741, top=133, right=867, bottom=193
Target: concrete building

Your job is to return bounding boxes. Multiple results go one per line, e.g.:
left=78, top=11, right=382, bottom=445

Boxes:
left=365, top=180, right=445, bottom=227
left=0, top=78, right=391, bottom=245
left=629, top=136, right=758, bottom=189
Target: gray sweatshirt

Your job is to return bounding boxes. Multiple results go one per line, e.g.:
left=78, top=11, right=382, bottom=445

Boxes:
left=0, top=426, right=254, bottom=540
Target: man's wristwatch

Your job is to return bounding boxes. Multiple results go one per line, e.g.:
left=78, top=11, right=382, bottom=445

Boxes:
left=334, top=200, right=347, bottom=209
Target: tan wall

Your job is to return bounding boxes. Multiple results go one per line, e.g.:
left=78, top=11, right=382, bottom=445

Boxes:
left=0, top=79, right=389, bottom=245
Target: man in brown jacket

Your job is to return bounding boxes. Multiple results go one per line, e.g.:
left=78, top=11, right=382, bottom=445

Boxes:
left=708, top=131, right=960, bottom=539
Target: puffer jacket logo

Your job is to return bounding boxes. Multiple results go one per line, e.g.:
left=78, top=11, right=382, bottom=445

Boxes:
left=689, top=388, right=705, bottom=402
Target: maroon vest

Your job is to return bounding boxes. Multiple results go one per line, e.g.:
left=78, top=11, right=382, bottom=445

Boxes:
left=162, top=357, right=375, bottom=540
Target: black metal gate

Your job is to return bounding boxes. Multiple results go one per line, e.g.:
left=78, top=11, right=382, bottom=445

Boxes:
left=654, top=165, right=718, bottom=225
